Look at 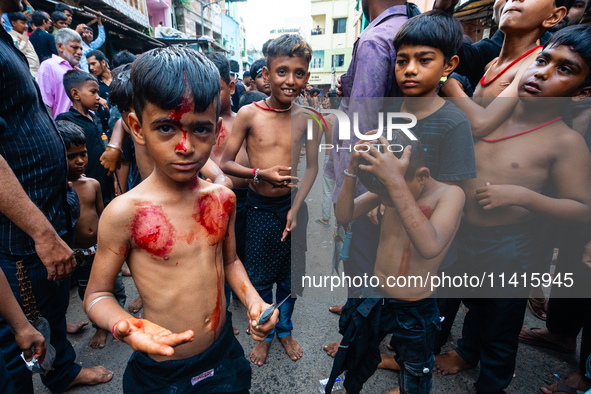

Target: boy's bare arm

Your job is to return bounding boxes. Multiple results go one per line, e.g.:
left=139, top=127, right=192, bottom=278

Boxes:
left=477, top=131, right=591, bottom=222
left=441, top=50, right=540, bottom=137
left=116, top=160, right=130, bottom=195
left=220, top=107, right=253, bottom=180
left=335, top=140, right=380, bottom=224
left=93, top=179, right=105, bottom=216
left=221, top=197, right=278, bottom=340
left=84, top=200, right=194, bottom=356
left=202, top=158, right=233, bottom=189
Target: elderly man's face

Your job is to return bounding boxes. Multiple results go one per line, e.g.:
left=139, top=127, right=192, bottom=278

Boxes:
left=58, top=40, right=83, bottom=66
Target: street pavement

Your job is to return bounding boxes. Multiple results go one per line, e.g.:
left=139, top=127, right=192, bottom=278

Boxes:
left=34, top=148, right=582, bottom=393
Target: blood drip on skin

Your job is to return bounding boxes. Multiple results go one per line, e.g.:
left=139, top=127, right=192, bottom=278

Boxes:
left=169, top=97, right=192, bottom=152
left=193, top=193, right=234, bottom=246
left=216, top=124, right=228, bottom=147
left=131, top=203, right=176, bottom=258
left=419, top=206, right=433, bottom=220
left=109, top=245, right=130, bottom=257
left=209, top=243, right=222, bottom=338
left=398, top=206, right=433, bottom=276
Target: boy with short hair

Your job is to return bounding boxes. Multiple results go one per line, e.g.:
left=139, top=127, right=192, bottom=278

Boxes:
left=435, top=24, right=591, bottom=393
left=56, top=70, right=116, bottom=206
left=326, top=130, right=465, bottom=394
left=57, top=119, right=124, bottom=349
left=84, top=47, right=277, bottom=393
left=50, top=11, right=67, bottom=37
left=250, top=58, right=271, bottom=96
left=221, top=34, right=319, bottom=366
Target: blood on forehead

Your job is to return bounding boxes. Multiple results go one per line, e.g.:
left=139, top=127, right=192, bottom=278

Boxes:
left=170, top=97, right=193, bottom=152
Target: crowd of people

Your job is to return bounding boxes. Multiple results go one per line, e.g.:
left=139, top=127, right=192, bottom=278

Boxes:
left=1, top=0, right=591, bottom=393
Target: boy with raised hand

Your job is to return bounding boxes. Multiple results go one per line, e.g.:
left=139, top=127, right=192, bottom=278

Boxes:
left=326, top=131, right=465, bottom=394
left=83, top=46, right=277, bottom=393
left=435, top=25, right=591, bottom=394
left=221, top=34, right=319, bottom=366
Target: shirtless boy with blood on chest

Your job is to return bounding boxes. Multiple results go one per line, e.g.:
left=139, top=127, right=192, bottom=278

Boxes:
left=83, top=47, right=278, bottom=394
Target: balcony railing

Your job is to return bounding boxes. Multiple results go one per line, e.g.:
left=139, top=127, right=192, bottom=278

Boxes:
left=311, top=28, right=325, bottom=35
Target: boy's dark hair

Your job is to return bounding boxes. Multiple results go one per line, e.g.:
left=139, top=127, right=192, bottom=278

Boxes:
left=51, top=11, right=67, bottom=23
left=243, top=70, right=250, bottom=79
left=229, top=59, right=240, bottom=74
left=206, top=52, right=231, bottom=85
left=394, top=10, right=463, bottom=63
left=358, top=130, right=427, bottom=193
left=239, top=90, right=267, bottom=109
left=112, top=50, right=136, bottom=68
left=327, top=88, right=340, bottom=109
left=86, top=49, right=109, bottom=67
left=266, top=34, right=312, bottom=67
left=262, top=39, right=273, bottom=56
left=109, top=64, right=133, bottom=111
left=55, top=3, right=73, bottom=14
left=31, top=11, right=49, bottom=27
left=63, top=70, right=98, bottom=101
left=310, top=88, right=321, bottom=95
left=131, top=46, right=221, bottom=123
left=7, top=12, right=27, bottom=23
left=545, top=24, right=591, bottom=87
left=57, top=120, right=86, bottom=149
left=251, top=58, right=266, bottom=78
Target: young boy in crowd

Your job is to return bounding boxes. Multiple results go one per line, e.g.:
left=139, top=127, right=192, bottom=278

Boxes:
left=325, top=130, right=465, bottom=394
left=57, top=120, right=125, bottom=349
left=250, top=57, right=271, bottom=96
left=50, top=11, right=67, bottom=37
left=221, top=34, right=319, bottom=366
left=57, top=71, right=116, bottom=206
left=7, top=12, right=39, bottom=78
left=83, top=46, right=278, bottom=393
left=435, top=25, right=591, bottom=394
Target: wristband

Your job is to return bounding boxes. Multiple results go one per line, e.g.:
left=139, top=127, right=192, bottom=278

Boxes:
left=344, top=169, right=358, bottom=178
left=106, top=144, right=123, bottom=153
left=254, top=168, right=260, bottom=185
left=253, top=167, right=258, bottom=178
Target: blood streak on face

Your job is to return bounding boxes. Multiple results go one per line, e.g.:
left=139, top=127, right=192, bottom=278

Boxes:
left=193, top=193, right=234, bottom=246
left=131, top=203, right=176, bottom=258
left=419, top=206, right=433, bottom=220
left=169, top=97, right=192, bottom=152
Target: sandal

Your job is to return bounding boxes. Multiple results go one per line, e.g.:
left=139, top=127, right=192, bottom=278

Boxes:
left=528, top=297, right=548, bottom=320
left=519, top=328, right=576, bottom=354
left=539, top=380, right=578, bottom=394
left=315, top=217, right=330, bottom=227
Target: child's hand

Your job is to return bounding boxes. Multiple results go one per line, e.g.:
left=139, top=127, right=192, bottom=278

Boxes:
left=113, top=318, right=194, bottom=357
left=247, top=301, right=279, bottom=341
left=358, top=136, right=411, bottom=186
left=100, top=148, right=122, bottom=176
left=476, top=182, right=525, bottom=210
left=281, top=209, right=295, bottom=242
left=15, top=322, right=47, bottom=363
left=349, top=130, right=380, bottom=169
left=259, top=166, right=299, bottom=188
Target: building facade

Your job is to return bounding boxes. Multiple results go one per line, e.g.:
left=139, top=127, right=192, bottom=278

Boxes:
left=309, top=0, right=357, bottom=92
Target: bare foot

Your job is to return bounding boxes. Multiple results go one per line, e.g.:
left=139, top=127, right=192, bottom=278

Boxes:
left=378, top=354, right=400, bottom=371
left=250, top=340, right=272, bottom=366
left=121, top=266, right=132, bottom=276
left=323, top=341, right=340, bottom=358
left=128, top=296, right=143, bottom=313
left=280, top=335, right=303, bottom=361
left=233, top=325, right=239, bottom=335
left=386, top=388, right=400, bottom=394
left=66, top=366, right=113, bottom=390
left=540, top=372, right=591, bottom=393
left=434, top=350, right=475, bottom=375
left=90, top=328, right=108, bottom=349
left=328, top=304, right=345, bottom=315
left=67, top=321, right=88, bottom=334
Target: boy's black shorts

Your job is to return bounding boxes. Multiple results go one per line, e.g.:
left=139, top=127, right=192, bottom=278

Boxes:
left=122, top=312, right=250, bottom=394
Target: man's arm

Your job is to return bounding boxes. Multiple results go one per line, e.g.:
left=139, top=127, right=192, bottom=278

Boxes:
left=221, top=194, right=278, bottom=340
left=47, top=34, right=58, bottom=56
left=90, top=20, right=105, bottom=50
left=0, top=269, right=46, bottom=363
left=36, top=64, right=55, bottom=115
left=84, top=200, right=194, bottom=356
left=0, top=154, right=75, bottom=280
left=100, top=118, right=125, bottom=176
left=476, top=131, right=591, bottom=222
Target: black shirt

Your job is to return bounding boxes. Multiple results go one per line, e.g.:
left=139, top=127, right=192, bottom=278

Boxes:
left=29, top=28, right=58, bottom=63
left=56, top=107, right=115, bottom=205
left=231, top=81, right=246, bottom=113
left=0, top=24, right=68, bottom=255
left=96, top=77, right=111, bottom=133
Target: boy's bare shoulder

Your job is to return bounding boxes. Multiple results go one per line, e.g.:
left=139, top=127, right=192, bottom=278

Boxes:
left=551, top=121, right=588, bottom=149
left=434, top=181, right=466, bottom=207
left=198, top=180, right=236, bottom=204
left=236, top=101, right=260, bottom=118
